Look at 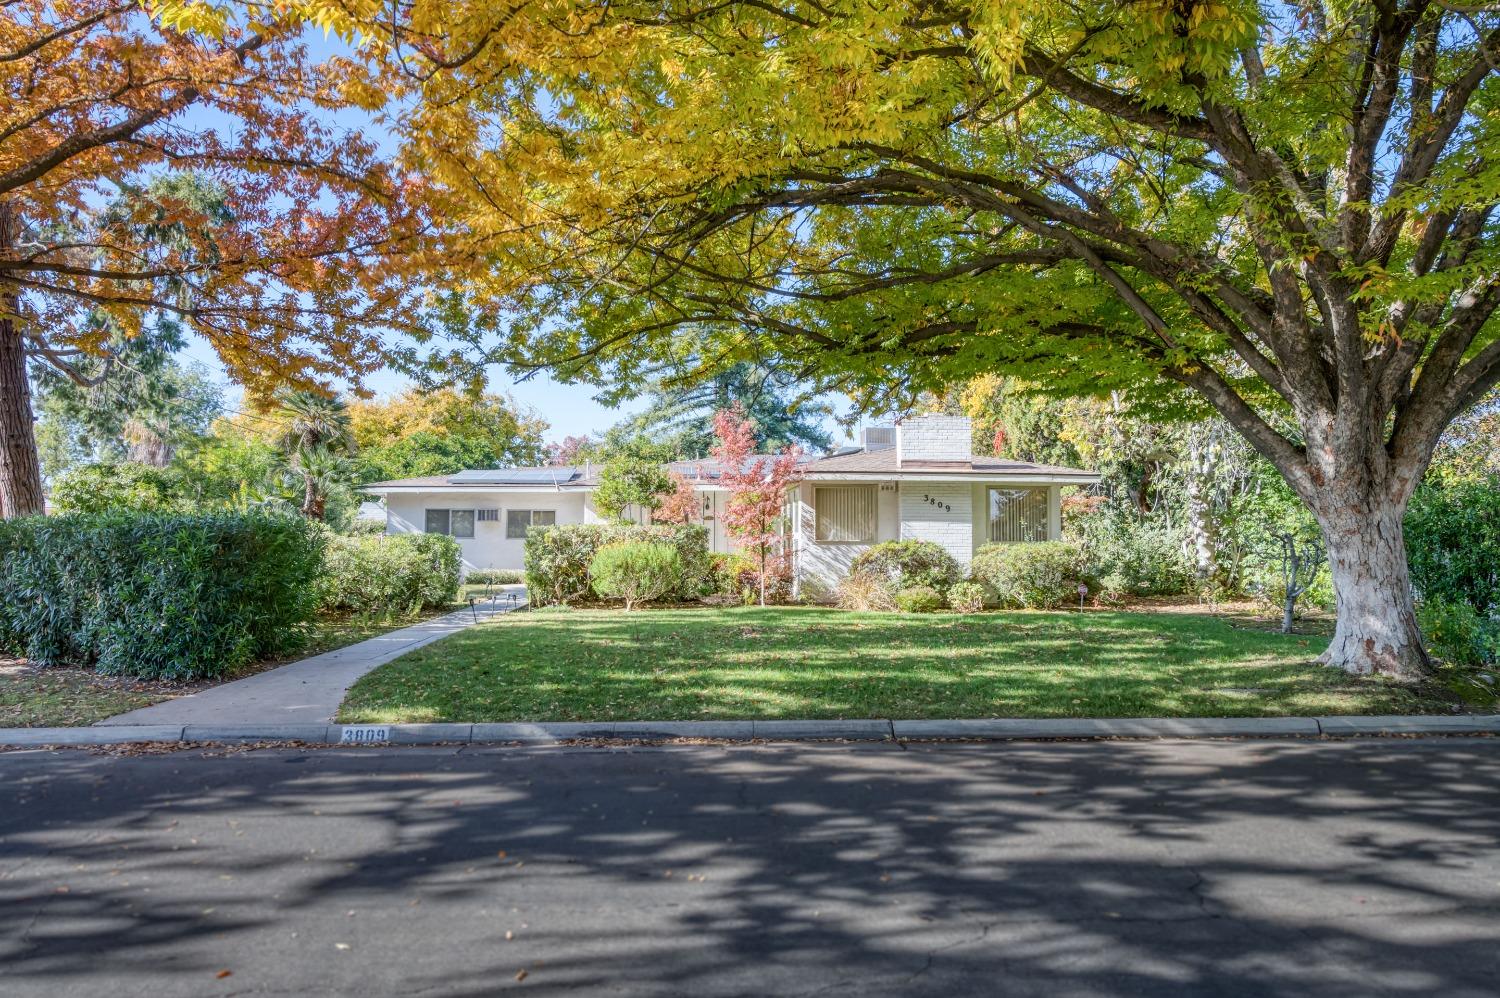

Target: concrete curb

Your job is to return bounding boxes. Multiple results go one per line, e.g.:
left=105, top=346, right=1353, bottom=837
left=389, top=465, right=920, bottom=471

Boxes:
left=2, top=714, right=1497, bottom=748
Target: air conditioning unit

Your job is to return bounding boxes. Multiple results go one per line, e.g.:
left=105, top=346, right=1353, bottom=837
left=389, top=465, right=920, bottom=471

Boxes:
left=862, top=426, right=897, bottom=451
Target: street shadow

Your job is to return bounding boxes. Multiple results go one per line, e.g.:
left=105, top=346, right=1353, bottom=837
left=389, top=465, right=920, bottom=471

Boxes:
left=2, top=738, right=1498, bottom=996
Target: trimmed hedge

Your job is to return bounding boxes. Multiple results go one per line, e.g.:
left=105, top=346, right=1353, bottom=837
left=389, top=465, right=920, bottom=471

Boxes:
left=589, top=541, right=683, bottom=609
left=848, top=540, right=964, bottom=593
left=0, top=512, right=322, bottom=680
left=320, top=533, right=462, bottom=615
left=970, top=541, right=1090, bottom=610
left=465, top=568, right=526, bottom=585
left=525, top=523, right=711, bottom=605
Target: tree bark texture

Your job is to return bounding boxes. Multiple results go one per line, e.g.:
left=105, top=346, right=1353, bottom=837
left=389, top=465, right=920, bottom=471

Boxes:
left=0, top=200, right=44, bottom=519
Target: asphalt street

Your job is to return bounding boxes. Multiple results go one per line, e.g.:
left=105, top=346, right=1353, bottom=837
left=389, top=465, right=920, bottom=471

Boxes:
left=2, top=737, right=1498, bottom=997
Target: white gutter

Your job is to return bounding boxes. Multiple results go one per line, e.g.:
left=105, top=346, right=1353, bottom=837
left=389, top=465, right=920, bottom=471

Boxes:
left=801, top=473, right=1101, bottom=485
left=365, top=473, right=1101, bottom=495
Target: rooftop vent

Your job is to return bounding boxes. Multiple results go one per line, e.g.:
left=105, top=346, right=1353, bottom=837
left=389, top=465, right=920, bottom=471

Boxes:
left=861, top=426, right=897, bottom=452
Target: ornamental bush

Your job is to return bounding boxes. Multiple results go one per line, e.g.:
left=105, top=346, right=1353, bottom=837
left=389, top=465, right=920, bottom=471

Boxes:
left=524, top=523, right=711, bottom=605
left=970, top=541, right=1090, bottom=610
left=710, top=551, right=793, bottom=604
left=320, top=532, right=462, bottom=615
left=946, top=580, right=987, bottom=613
left=1070, top=503, right=1196, bottom=597
left=894, top=585, right=944, bottom=613
left=835, top=569, right=897, bottom=612
left=589, top=541, right=684, bottom=609
left=0, top=512, right=322, bottom=680
left=848, top=540, right=964, bottom=593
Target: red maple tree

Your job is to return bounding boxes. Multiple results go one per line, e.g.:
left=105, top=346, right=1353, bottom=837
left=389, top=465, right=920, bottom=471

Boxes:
left=652, top=470, right=700, bottom=525
left=712, top=404, right=802, bottom=605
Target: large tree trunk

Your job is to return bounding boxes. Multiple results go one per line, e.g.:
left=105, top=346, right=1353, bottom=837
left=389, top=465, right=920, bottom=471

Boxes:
left=0, top=317, right=42, bottom=519
left=1183, top=435, right=1219, bottom=582
left=1309, top=492, right=1429, bottom=680
left=0, top=201, right=44, bottom=519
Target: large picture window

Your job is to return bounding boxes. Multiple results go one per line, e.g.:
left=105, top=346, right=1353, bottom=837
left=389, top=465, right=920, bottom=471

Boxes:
left=505, top=509, right=557, bottom=539
left=987, top=487, right=1049, bottom=543
left=814, top=486, right=876, bottom=543
left=425, top=508, right=476, bottom=539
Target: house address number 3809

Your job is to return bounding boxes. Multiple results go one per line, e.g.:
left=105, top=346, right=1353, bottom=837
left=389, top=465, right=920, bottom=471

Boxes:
left=921, top=493, right=953, bottom=513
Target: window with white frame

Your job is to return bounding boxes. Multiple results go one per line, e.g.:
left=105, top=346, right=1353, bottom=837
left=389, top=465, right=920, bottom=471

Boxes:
left=505, top=509, right=557, bottom=539
left=425, top=508, right=476, bottom=539
left=814, top=486, right=876, bottom=543
left=987, top=487, right=1049, bottom=543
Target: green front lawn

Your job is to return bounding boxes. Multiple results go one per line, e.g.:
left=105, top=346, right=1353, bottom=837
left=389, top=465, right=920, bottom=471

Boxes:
left=338, top=606, right=1446, bottom=723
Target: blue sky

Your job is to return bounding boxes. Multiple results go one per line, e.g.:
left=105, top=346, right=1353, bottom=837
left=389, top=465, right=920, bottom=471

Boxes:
left=178, top=334, right=651, bottom=441
left=163, top=27, right=858, bottom=449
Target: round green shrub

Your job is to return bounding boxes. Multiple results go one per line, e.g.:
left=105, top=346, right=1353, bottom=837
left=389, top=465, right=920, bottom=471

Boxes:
left=525, top=523, right=711, bottom=606
left=894, top=585, right=944, bottom=613
left=946, top=580, right=987, bottom=613
left=970, top=541, right=1090, bottom=609
left=320, top=532, right=462, bottom=615
left=589, top=541, right=683, bottom=609
left=848, top=540, right=964, bottom=593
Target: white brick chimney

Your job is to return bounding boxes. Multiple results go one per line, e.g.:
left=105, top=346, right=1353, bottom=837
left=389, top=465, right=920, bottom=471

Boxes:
left=896, top=415, right=972, bottom=466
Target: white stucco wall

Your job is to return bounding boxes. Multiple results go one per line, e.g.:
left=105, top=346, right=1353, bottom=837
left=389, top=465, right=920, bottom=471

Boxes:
left=385, top=490, right=588, bottom=572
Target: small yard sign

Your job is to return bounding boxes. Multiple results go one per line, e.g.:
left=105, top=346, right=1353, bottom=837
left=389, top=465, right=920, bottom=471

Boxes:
left=339, top=725, right=391, bottom=744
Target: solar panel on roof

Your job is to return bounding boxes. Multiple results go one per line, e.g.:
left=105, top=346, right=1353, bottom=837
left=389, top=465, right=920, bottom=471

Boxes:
left=447, top=467, right=578, bottom=485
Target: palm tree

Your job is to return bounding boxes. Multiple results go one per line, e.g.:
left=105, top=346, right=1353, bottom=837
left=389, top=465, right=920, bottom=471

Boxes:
left=276, top=390, right=353, bottom=454
left=290, top=445, right=354, bottom=521
left=275, top=390, right=355, bottom=520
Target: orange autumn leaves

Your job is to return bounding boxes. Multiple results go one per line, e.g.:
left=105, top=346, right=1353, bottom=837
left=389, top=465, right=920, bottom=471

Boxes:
left=0, top=1, right=439, bottom=403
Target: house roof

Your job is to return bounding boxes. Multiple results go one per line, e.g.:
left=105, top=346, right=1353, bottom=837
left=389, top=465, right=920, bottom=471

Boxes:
left=363, top=448, right=1097, bottom=493
left=801, top=448, right=1098, bottom=480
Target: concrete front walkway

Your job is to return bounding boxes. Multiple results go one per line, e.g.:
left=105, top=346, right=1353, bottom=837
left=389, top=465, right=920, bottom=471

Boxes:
left=99, top=587, right=526, bottom=727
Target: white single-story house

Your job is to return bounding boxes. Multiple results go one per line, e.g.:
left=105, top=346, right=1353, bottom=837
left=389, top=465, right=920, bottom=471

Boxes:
left=362, top=415, right=1100, bottom=589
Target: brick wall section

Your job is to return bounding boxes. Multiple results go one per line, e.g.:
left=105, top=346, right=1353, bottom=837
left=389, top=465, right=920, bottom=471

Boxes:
left=899, top=482, right=974, bottom=567
left=896, top=415, right=971, bottom=464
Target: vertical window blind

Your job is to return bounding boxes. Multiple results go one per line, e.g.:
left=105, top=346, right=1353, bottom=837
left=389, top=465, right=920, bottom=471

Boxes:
left=988, top=488, right=1049, bottom=543
left=815, top=486, right=876, bottom=542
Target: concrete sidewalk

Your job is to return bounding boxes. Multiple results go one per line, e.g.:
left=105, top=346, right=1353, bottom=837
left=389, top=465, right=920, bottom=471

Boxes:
left=98, top=587, right=526, bottom=727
